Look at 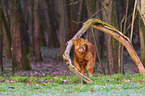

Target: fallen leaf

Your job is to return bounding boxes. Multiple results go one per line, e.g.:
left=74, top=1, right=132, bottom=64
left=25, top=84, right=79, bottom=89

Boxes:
left=89, top=88, right=94, bottom=92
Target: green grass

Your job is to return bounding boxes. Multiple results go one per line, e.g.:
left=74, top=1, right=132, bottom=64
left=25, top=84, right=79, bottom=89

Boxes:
left=0, top=74, right=145, bottom=96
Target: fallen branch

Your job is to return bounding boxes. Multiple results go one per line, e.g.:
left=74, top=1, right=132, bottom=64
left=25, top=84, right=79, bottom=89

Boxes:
left=63, top=18, right=145, bottom=83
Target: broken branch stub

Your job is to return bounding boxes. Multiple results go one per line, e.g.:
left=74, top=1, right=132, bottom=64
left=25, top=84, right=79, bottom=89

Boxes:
left=63, top=18, right=145, bottom=83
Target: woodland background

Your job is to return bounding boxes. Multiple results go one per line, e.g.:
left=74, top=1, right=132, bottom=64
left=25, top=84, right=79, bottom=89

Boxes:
left=0, top=0, right=145, bottom=76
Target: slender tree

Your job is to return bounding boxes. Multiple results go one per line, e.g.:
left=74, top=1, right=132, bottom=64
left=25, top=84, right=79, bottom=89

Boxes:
left=77, top=0, right=84, bottom=30
left=46, top=0, right=59, bottom=48
left=39, top=10, right=46, bottom=46
left=28, top=0, right=34, bottom=53
left=59, top=0, right=66, bottom=60
left=69, top=0, right=78, bottom=39
left=41, top=0, right=50, bottom=46
left=33, top=0, right=42, bottom=61
left=0, top=1, right=3, bottom=72
left=138, top=0, right=145, bottom=25
left=85, top=0, right=93, bottom=43
left=118, top=0, right=129, bottom=74
left=112, top=0, right=119, bottom=73
left=19, top=0, right=30, bottom=55
left=1, top=0, right=10, bottom=26
left=138, top=0, right=145, bottom=66
left=102, top=0, right=114, bottom=75
left=139, top=17, right=145, bottom=66
left=65, top=0, right=72, bottom=40
left=2, top=0, right=11, bottom=59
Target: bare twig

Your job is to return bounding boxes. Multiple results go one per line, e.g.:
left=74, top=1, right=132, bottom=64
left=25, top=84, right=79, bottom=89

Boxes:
left=130, top=0, right=138, bottom=41
left=123, top=0, right=129, bottom=33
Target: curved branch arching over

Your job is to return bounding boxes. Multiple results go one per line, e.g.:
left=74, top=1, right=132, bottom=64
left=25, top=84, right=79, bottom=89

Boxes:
left=63, top=18, right=145, bottom=83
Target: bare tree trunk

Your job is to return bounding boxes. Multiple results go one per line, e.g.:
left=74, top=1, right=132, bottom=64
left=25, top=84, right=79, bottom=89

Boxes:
left=28, top=0, right=34, bottom=53
left=0, top=33, right=3, bottom=72
left=9, top=0, right=31, bottom=70
left=39, top=2, right=46, bottom=46
left=2, top=11, right=11, bottom=59
left=77, top=0, right=84, bottom=30
left=112, top=1, right=119, bottom=73
left=65, top=0, right=71, bottom=41
left=46, top=0, right=59, bottom=48
left=140, top=0, right=145, bottom=25
left=85, top=0, right=93, bottom=43
left=139, top=18, right=145, bottom=66
left=102, top=0, right=114, bottom=75
left=41, top=0, right=49, bottom=46
left=70, top=1, right=78, bottom=38
left=95, top=0, right=104, bottom=59
left=116, top=0, right=125, bottom=27
left=34, top=0, right=42, bottom=61
left=9, top=0, right=16, bottom=74
left=59, top=0, right=66, bottom=60
left=0, top=4, right=3, bottom=72
left=40, top=23, right=46, bottom=46
left=1, top=0, right=10, bottom=26
left=138, top=0, right=145, bottom=66
left=20, top=6, right=30, bottom=55
left=2, top=0, right=11, bottom=59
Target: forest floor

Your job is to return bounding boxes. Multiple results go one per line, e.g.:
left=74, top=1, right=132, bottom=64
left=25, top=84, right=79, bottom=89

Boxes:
left=1, top=47, right=145, bottom=96
left=0, top=47, right=140, bottom=77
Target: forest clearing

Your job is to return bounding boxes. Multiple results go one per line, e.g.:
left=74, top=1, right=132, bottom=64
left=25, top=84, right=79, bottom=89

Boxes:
left=0, top=0, right=145, bottom=95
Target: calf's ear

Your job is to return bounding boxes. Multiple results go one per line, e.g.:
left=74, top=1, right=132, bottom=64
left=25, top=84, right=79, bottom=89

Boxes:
left=84, top=39, right=88, bottom=43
